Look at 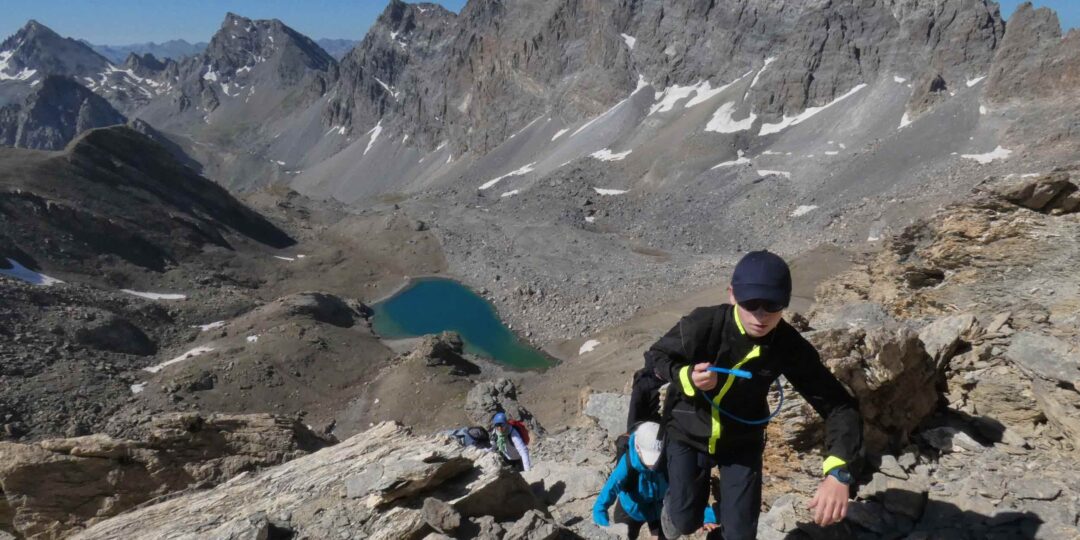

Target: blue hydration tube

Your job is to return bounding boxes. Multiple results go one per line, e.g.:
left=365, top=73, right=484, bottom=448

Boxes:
left=703, top=367, right=785, bottom=425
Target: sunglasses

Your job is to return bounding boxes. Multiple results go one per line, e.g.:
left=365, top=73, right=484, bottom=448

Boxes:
left=738, top=299, right=786, bottom=313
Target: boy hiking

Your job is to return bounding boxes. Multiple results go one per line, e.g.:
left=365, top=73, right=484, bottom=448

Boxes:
left=593, top=421, right=668, bottom=539
left=648, top=250, right=863, bottom=539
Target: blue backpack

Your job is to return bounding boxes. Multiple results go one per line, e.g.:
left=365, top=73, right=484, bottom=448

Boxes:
left=450, top=426, right=491, bottom=448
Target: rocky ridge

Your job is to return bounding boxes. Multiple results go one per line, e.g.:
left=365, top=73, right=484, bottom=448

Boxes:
left=0, top=76, right=126, bottom=150
left=0, top=413, right=331, bottom=539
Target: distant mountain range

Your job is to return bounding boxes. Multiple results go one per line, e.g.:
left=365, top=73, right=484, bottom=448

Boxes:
left=314, top=38, right=358, bottom=60
left=2, top=0, right=1079, bottom=226
left=83, top=38, right=357, bottom=63
left=84, top=39, right=208, bottom=63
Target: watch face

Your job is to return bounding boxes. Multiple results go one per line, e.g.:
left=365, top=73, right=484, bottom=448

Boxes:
left=831, top=468, right=852, bottom=484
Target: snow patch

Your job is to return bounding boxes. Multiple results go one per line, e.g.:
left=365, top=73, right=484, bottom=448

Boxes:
left=579, top=339, right=601, bottom=355
left=246, top=335, right=259, bottom=343
left=130, top=382, right=147, bottom=394
left=966, top=76, right=986, bottom=88
left=551, top=128, right=570, bottom=141
left=274, top=255, right=295, bottom=261
left=961, top=146, right=1012, bottom=164
left=979, top=105, right=988, bottom=115
left=898, top=112, right=913, bottom=129
left=0, top=258, right=63, bottom=286
left=893, top=75, right=907, bottom=84
left=509, top=116, right=544, bottom=139
left=202, top=69, right=218, bottom=82
left=711, top=150, right=751, bottom=169
left=593, top=188, right=628, bottom=196
left=121, top=289, right=186, bottom=300
left=480, top=162, right=536, bottom=190
left=194, top=321, right=225, bottom=332
left=585, top=216, right=596, bottom=223
left=0, top=67, right=37, bottom=82
left=374, top=77, right=400, bottom=99
left=634, top=74, right=650, bottom=93
left=500, top=189, right=520, bottom=198
left=824, top=151, right=839, bottom=156
left=620, top=34, right=636, bottom=50
left=706, top=101, right=757, bottom=133
left=760, top=84, right=867, bottom=135
left=790, top=205, right=818, bottom=217
left=144, top=346, right=214, bottom=373
left=757, top=170, right=791, bottom=179
left=590, top=149, right=632, bottom=161
left=749, top=57, right=777, bottom=90
left=364, top=121, right=383, bottom=155
left=684, top=77, right=736, bottom=107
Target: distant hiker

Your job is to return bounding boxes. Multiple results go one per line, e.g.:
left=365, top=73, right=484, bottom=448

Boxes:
left=491, top=412, right=532, bottom=472
left=443, top=426, right=491, bottom=449
left=647, top=250, right=862, bottom=540
left=593, top=421, right=667, bottom=539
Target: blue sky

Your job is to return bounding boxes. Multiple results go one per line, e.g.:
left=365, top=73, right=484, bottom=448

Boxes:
left=0, top=1, right=468, bottom=44
left=0, top=0, right=1075, bottom=46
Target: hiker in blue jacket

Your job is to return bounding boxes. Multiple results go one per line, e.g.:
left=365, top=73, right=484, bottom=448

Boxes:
left=593, top=421, right=668, bottom=539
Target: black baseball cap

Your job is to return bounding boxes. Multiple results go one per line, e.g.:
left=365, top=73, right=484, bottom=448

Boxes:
left=730, top=250, right=791, bottom=307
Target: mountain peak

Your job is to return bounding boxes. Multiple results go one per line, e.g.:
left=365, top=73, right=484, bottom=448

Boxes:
left=21, top=19, right=57, bottom=37
left=2, top=20, right=58, bottom=51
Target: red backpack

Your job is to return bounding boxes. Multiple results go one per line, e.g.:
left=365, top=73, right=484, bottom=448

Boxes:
left=507, top=419, right=530, bottom=445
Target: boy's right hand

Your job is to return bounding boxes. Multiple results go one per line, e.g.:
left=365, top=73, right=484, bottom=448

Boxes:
left=691, top=362, right=718, bottom=391
left=592, top=507, right=610, bottom=527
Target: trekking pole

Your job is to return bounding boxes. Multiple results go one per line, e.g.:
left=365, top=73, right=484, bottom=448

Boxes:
left=706, top=366, right=752, bottom=379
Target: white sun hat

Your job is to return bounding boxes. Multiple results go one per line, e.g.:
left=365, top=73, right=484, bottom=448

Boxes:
left=634, top=421, right=664, bottom=467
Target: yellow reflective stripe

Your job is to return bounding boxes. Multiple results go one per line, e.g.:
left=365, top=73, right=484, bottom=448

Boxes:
left=734, top=305, right=746, bottom=335
left=822, top=456, right=848, bottom=475
left=707, top=344, right=761, bottom=453
left=710, top=400, right=722, bottom=453
left=679, top=365, right=695, bottom=397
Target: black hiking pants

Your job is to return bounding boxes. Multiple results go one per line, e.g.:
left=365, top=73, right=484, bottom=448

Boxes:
left=613, top=499, right=664, bottom=539
left=664, top=438, right=763, bottom=540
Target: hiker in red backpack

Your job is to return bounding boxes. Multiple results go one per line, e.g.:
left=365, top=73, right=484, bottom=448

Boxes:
left=491, top=412, right=532, bottom=472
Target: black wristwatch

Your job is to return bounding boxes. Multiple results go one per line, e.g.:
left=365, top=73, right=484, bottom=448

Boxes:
left=827, top=467, right=853, bottom=485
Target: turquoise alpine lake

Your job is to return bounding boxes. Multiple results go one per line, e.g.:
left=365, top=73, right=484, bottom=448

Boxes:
left=371, top=277, right=554, bottom=369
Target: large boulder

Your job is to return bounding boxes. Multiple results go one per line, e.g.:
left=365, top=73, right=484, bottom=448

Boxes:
left=807, top=325, right=939, bottom=453
left=1005, top=332, right=1080, bottom=385
left=466, top=378, right=542, bottom=434
left=918, top=313, right=979, bottom=370
left=72, top=422, right=549, bottom=539
left=68, top=308, right=156, bottom=356
left=997, top=170, right=1080, bottom=214
left=1004, top=333, right=1080, bottom=445
left=0, top=413, right=331, bottom=539
left=406, top=331, right=479, bottom=375
left=583, top=392, right=630, bottom=439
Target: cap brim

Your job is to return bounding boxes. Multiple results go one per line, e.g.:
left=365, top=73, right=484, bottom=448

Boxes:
left=639, top=449, right=661, bottom=467
left=732, top=284, right=789, bottom=306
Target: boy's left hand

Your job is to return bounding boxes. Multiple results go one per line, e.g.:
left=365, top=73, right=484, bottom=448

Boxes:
left=808, top=475, right=849, bottom=527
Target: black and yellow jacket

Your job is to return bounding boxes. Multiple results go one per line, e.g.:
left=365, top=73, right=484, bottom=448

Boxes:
left=645, top=304, right=862, bottom=473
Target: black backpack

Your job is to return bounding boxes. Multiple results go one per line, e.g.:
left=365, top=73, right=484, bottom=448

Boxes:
left=626, top=367, right=665, bottom=429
